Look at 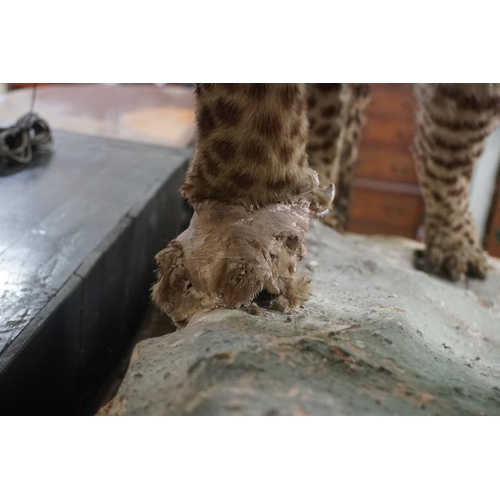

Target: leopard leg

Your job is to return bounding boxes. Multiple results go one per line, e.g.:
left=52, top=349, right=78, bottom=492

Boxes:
left=414, top=83, right=500, bottom=281
left=153, top=84, right=333, bottom=326
left=306, top=83, right=370, bottom=230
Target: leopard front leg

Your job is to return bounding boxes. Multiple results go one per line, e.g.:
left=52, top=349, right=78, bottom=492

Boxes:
left=152, top=84, right=332, bottom=326
left=414, top=83, right=500, bottom=281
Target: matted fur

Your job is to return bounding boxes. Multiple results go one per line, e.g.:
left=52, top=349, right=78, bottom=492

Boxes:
left=154, top=83, right=500, bottom=325
left=152, top=201, right=315, bottom=326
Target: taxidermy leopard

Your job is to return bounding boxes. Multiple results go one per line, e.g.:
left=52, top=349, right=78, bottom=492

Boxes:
left=153, top=83, right=500, bottom=326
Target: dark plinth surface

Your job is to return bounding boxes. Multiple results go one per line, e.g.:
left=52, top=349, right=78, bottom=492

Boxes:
left=0, top=131, right=190, bottom=414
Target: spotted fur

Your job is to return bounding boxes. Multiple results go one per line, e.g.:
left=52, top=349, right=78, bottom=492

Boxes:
left=413, top=83, right=500, bottom=280
left=182, top=83, right=318, bottom=207
left=179, top=83, right=500, bottom=288
left=306, top=83, right=370, bottom=230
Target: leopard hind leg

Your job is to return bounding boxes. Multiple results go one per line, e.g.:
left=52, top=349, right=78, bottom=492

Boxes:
left=306, top=83, right=370, bottom=231
left=413, top=83, right=500, bottom=281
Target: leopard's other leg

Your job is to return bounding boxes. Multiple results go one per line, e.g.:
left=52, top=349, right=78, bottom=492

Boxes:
left=152, top=84, right=333, bottom=326
left=306, top=83, right=370, bottom=230
left=414, top=83, right=500, bottom=281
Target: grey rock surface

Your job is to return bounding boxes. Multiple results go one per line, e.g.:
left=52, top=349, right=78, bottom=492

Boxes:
left=99, top=222, right=500, bottom=415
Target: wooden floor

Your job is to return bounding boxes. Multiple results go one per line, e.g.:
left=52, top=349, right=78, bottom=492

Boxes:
left=0, top=131, right=190, bottom=414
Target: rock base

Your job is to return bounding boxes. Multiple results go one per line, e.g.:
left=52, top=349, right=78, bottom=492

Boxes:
left=99, top=223, right=500, bottom=416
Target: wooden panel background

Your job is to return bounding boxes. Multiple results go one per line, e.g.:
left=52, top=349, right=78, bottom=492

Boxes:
left=349, top=83, right=424, bottom=239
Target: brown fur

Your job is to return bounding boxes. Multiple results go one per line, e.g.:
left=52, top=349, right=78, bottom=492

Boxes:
left=182, top=84, right=319, bottom=207
left=413, top=83, right=500, bottom=280
left=306, top=83, right=370, bottom=230
left=152, top=201, right=314, bottom=326
left=154, top=83, right=500, bottom=325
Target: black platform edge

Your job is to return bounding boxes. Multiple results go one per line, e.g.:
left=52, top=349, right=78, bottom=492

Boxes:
left=0, top=153, right=192, bottom=415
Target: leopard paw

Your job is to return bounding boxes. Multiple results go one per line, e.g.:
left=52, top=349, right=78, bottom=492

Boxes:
left=415, top=221, right=488, bottom=281
left=152, top=200, right=316, bottom=326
